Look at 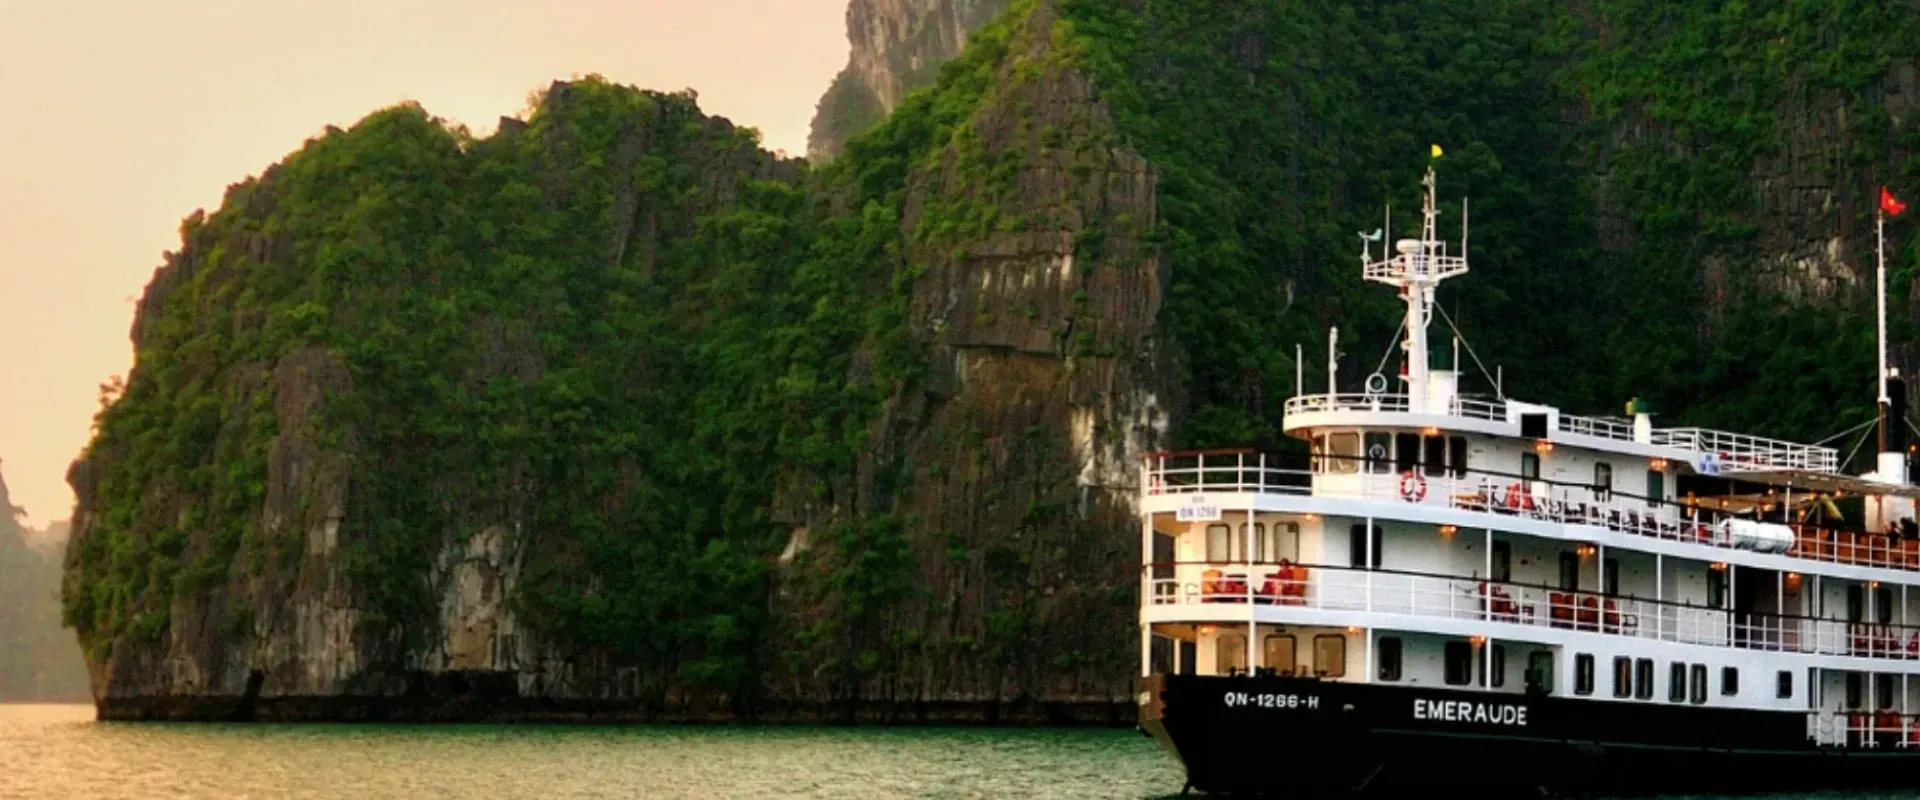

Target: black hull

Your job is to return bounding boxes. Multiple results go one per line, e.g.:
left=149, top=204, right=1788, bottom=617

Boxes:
left=1141, top=675, right=1920, bottom=797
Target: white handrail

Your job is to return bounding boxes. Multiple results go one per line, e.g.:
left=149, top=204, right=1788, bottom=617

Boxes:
left=1148, top=567, right=1920, bottom=662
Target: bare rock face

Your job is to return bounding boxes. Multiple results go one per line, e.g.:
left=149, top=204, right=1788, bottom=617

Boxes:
left=807, top=0, right=1009, bottom=161
left=774, top=2, right=1176, bottom=720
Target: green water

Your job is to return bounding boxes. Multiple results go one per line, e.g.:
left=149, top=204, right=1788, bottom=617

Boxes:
left=0, top=704, right=1185, bottom=798
left=11, top=704, right=1920, bottom=799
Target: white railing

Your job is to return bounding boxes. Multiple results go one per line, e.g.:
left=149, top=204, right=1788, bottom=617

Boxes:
left=1811, top=712, right=1920, bottom=748
left=1142, top=453, right=1920, bottom=572
left=1279, top=394, right=1839, bottom=473
left=1558, top=414, right=1636, bottom=441
left=1146, top=564, right=1920, bottom=662
left=1652, top=427, right=1839, bottom=474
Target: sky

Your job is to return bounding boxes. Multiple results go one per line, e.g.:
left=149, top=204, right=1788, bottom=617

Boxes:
left=0, top=0, right=850, bottom=527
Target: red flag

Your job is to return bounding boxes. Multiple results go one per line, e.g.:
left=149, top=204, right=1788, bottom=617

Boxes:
left=1884, top=186, right=1907, bottom=217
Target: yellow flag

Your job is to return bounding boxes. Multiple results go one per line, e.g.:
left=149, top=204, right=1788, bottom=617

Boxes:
left=1431, top=144, right=1444, bottom=159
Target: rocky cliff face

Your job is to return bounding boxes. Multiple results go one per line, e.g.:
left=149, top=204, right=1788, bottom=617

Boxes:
left=807, top=0, right=1008, bottom=161
left=64, top=0, right=1920, bottom=723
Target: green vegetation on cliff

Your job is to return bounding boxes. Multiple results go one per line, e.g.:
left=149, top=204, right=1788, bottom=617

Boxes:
left=63, top=0, right=1920, bottom=716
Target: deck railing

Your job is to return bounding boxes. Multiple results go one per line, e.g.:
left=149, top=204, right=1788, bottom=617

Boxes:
left=1280, top=393, right=1838, bottom=473
left=1811, top=712, right=1920, bottom=748
left=1146, top=562, right=1920, bottom=663
left=1142, top=452, right=1920, bottom=573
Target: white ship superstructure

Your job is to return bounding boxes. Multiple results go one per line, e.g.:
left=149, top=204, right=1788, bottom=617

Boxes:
left=1137, top=165, right=1920, bottom=770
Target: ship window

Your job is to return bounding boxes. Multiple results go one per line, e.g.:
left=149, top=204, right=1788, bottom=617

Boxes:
left=1423, top=435, right=1446, bottom=477
left=1484, top=644, right=1507, bottom=688
left=1777, top=670, right=1793, bottom=699
left=1645, top=469, right=1664, bottom=508
left=1328, top=433, right=1360, bottom=474
left=1521, top=453, right=1540, bottom=480
left=1311, top=436, right=1326, bottom=472
left=1364, top=432, right=1392, bottom=474
left=1240, top=523, right=1266, bottom=562
left=1689, top=664, right=1707, bottom=705
left=1634, top=659, right=1654, bottom=700
left=1218, top=634, right=1247, bottom=675
left=1611, top=657, right=1631, bottom=698
left=1593, top=463, right=1613, bottom=501
left=1707, top=569, right=1727, bottom=609
left=1880, top=674, right=1896, bottom=710
left=1394, top=433, right=1419, bottom=474
left=1448, top=436, right=1468, bottom=478
left=1603, top=558, right=1619, bottom=596
left=1444, top=641, right=1472, bottom=685
left=1272, top=523, right=1300, bottom=562
left=1264, top=635, right=1296, bottom=676
left=1349, top=524, right=1381, bottom=569
left=1206, top=524, right=1231, bottom=563
left=1668, top=662, right=1686, bottom=703
left=1722, top=667, right=1739, bottom=696
left=1558, top=552, right=1579, bottom=591
left=1491, top=541, right=1512, bottom=582
left=1574, top=654, right=1595, bottom=695
left=1846, top=672, right=1864, bottom=709
left=1877, top=587, right=1894, bottom=624
left=1377, top=637, right=1402, bottom=681
left=1313, top=634, right=1346, bottom=678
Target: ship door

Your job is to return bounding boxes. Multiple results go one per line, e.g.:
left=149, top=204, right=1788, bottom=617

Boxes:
left=1525, top=651, right=1554, bottom=696
left=1732, top=566, right=1771, bottom=648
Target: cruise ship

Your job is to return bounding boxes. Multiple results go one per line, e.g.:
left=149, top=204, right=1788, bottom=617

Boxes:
left=1135, top=166, right=1920, bottom=796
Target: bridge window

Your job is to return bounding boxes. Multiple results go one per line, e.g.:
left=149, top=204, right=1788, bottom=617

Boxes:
left=1444, top=641, right=1472, bottom=685
left=1313, top=634, right=1347, bottom=678
left=1364, top=432, right=1391, bottom=473
left=1722, top=667, right=1739, bottom=696
left=1239, top=523, right=1267, bottom=563
left=1423, top=435, right=1445, bottom=477
left=1690, top=664, right=1707, bottom=705
left=1328, top=433, right=1359, bottom=474
left=1668, top=662, right=1686, bottom=703
left=1634, top=659, right=1654, bottom=700
left=1349, top=524, right=1382, bottom=569
left=1377, top=637, right=1402, bottom=681
left=1645, top=468, right=1664, bottom=508
left=1394, top=433, right=1419, bottom=474
left=1264, top=635, right=1296, bottom=676
left=1574, top=654, right=1595, bottom=695
left=1206, top=524, right=1231, bottom=562
left=1777, top=670, right=1793, bottom=699
left=1521, top=452, right=1540, bottom=480
left=1448, top=436, right=1468, bottom=477
left=1611, top=657, right=1631, bottom=698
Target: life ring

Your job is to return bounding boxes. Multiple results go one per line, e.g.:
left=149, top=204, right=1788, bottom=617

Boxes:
left=1399, top=471, right=1427, bottom=502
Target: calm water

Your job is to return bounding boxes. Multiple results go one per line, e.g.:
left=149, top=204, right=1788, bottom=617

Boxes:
left=0, top=704, right=1184, bottom=799
left=10, top=704, right=1920, bottom=799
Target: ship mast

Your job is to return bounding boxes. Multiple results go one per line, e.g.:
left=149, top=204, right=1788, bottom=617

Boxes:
left=1875, top=194, right=1909, bottom=484
left=1362, top=163, right=1469, bottom=412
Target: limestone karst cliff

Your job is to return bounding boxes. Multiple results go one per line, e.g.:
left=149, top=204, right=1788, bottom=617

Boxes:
left=807, top=0, right=1008, bottom=161
left=65, top=0, right=1920, bottom=721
